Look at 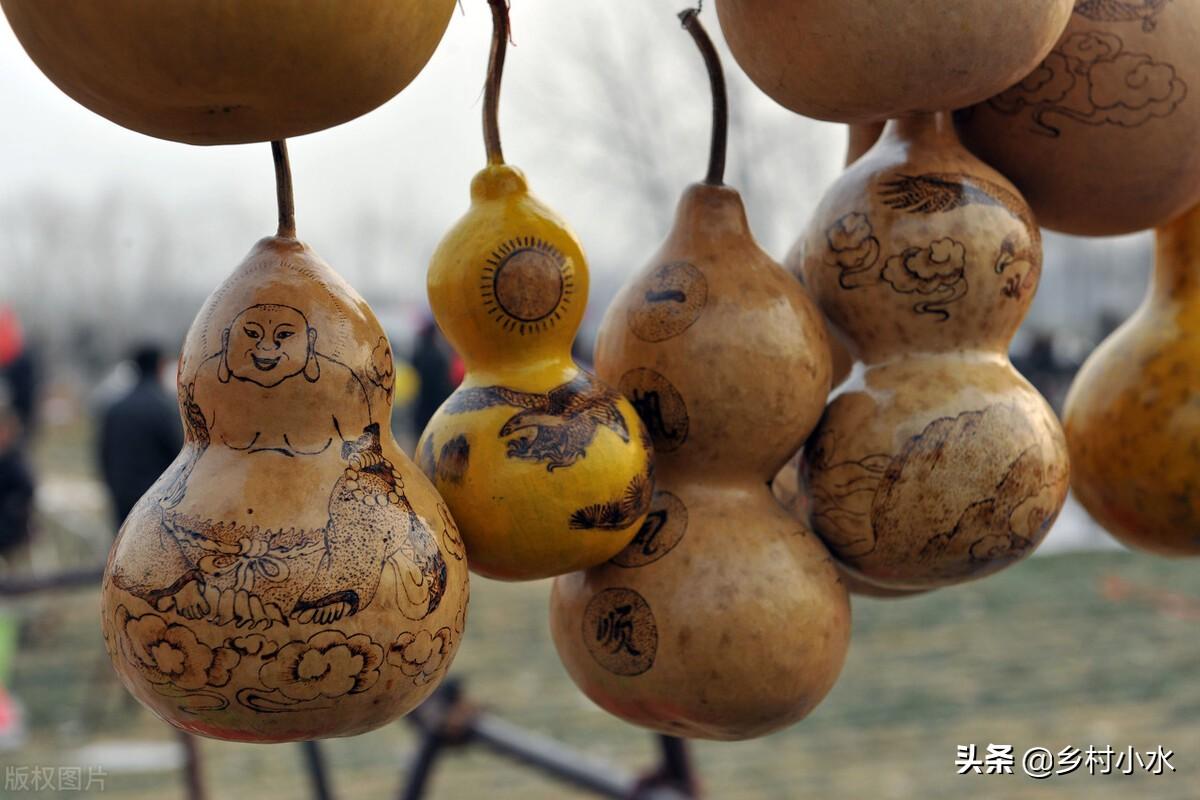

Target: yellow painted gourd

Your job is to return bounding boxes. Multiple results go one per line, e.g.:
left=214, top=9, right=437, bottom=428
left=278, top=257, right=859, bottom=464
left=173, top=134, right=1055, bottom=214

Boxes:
left=0, top=0, right=455, bottom=144
left=1064, top=202, right=1200, bottom=554
left=100, top=144, right=468, bottom=742
left=417, top=1, right=652, bottom=581
left=796, top=112, right=1070, bottom=590
left=550, top=13, right=849, bottom=740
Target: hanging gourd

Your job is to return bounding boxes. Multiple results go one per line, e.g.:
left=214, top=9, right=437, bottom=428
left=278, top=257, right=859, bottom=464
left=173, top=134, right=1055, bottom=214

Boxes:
left=795, top=112, right=1070, bottom=590
left=417, top=0, right=653, bottom=581
left=774, top=121, right=926, bottom=600
left=713, top=0, right=1074, bottom=123
left=1064, top=202, right=1200, bottom=554
left=550, top=11, right=849, bottom=740
left=100, top=143, right=469, bottom=742
left=958, top=1, right=1200, bottom=235
left=771, top=456, right=929, bottom=599
left=783, top=122, right=884, bottom=391
left=0, top=0, right=455, bottom=144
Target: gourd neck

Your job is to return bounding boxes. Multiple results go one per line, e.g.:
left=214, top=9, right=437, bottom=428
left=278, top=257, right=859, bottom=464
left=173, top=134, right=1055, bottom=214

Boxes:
left=853, top=348, right=1012, bottom=373
left=881, top=111, right=958, bottom=150
left=667, top=183, right=752, bottom=245
left=1152, top=203, right=1200, bottom=302
left=466, top=356, right=577, bottom=390
left=470, top=163, right=528, bottom=202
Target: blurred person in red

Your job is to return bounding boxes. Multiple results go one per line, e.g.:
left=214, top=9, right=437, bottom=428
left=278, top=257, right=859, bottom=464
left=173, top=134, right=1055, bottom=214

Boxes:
left=0, top=385, right=32, bottom=749
left=0, top=306, right=37, bottom=447
left=0, top=385, right=34, bottom=556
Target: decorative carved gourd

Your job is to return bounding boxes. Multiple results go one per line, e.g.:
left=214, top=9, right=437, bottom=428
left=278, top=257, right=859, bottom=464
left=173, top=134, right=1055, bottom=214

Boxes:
left=550, top=12, right=849, bottom=740
left=101, top=143, right=468, bottom=742
left=772, top=451, right=927, bottom=599
left=795, top=112, right=1070, bottom=590
left=959, top=1, right=1200, bottom=235
left=417, top=0, right=652, bottom=580
left=784, top=122, right=885, bottom=391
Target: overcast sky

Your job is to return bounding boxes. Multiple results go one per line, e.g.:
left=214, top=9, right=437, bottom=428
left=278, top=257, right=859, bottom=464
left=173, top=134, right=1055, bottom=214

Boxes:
left=0, top=1, right=1148, bottom=358
left=0, top=2, right=846, bottom=316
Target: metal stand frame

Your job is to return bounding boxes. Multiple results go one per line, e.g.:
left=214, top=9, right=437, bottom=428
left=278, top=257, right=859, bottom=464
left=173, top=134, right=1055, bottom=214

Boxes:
left=392, top=678, right=696, bottom=800
left=1, top=569, right=701, bottom=800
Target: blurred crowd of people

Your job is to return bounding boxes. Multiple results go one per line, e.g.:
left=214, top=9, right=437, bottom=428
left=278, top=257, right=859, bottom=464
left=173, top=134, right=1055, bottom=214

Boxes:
left=0, top=306, right=36, bottom=556
left=0, top=305, right=36, bottom=749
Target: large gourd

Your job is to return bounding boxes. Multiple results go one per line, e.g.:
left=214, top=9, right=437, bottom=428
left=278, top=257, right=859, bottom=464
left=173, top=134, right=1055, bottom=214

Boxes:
left=550, top=13, right=849, bottom=740
left=417, top=1, right=653, bottom=581
left=714, top=0, right=1073, bottom=123
left=101, top=144, right=469, bottom=742
left=1064, top=202, right=1200, bottom=554
left=958, top=1, right=1200, bottom=235
left=0, top=0, right=454, bottom=144
left=795, top=112, right=1070, bottom=590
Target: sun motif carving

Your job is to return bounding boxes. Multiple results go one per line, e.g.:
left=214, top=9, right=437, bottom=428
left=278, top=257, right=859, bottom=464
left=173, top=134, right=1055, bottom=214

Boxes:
left=480, top=237, right=575, bottom=335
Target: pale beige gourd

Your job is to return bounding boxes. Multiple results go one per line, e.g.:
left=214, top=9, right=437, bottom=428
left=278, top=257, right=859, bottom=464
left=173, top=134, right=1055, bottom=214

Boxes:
left=958, top=1, right=1200, bottom=235
left=550, top=13, right=848, bottom=740
left=100, top=144, right=468, bottom=742
left=782, top=122, right=883, bottom=391
left=714, top=0, right=1073, bottom=123
left=795, top=112, right=1069, bottom=590
left=0, top=0, right=454, bottom=144
left=773, top=123, right=879, bottom=601
left=772, top=452, right=927, bottom=599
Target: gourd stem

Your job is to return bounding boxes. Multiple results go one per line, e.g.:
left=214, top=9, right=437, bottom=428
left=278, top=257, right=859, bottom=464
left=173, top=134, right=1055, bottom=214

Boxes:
left=272, top=140, right=296, bottom=238
left=484, top=0, right=510, bottom=166
left=679, top=8, right=727, bottom=186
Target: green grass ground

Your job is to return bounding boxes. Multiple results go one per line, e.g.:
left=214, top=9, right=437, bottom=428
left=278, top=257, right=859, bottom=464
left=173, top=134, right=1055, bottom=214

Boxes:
left=1, top=417, right=1196, bottom=798
left=2, top=550, right=1197, bottom=799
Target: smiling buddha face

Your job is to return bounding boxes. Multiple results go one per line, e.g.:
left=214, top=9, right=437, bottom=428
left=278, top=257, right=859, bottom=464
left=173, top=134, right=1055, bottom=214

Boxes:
left=221, top=304, right=318, bottom=388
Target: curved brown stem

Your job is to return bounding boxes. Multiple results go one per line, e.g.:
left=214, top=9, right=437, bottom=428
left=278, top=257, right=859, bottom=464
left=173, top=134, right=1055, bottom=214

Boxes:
left=678, top=8, right=726, bottom=186
left=483, top=0, right=510, bottom=166
left=271, top=140, right=296, bottom=238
